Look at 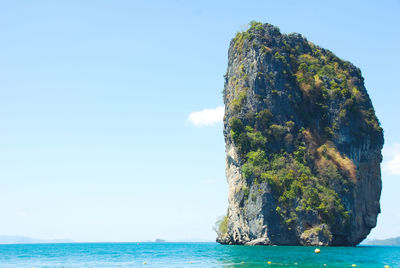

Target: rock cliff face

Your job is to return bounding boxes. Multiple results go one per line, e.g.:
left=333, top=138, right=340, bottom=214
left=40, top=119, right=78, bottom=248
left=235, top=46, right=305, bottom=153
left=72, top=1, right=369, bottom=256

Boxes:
left=217, top=22, right=384, bottom=246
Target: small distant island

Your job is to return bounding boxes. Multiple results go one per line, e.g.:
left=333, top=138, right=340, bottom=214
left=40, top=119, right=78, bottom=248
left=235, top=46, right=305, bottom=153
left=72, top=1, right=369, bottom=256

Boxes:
left=0, top=235, right=73, bottom=244
left=217, top=22, right=383, bottom=246
left=364, top=237, right=400, bottom=246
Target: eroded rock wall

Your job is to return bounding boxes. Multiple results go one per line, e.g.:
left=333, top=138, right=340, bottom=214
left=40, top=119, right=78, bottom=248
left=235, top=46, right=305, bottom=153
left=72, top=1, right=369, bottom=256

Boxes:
left=217, top=22, right=383, bottom=246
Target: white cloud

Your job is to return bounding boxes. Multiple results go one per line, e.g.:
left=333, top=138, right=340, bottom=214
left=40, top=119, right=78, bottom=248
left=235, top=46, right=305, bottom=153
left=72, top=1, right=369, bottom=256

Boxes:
left=188, top=106, right=224, bottom=127
left=383, top=143, right=400, bottom=175
left=383, top=143, right=400, bottom=158
left=201, top=178, right=217, bottom=184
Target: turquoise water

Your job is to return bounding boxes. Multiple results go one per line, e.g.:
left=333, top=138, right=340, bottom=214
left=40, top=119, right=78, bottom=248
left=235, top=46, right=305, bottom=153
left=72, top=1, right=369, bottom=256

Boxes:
left=0, top=243, right=399, bottom=267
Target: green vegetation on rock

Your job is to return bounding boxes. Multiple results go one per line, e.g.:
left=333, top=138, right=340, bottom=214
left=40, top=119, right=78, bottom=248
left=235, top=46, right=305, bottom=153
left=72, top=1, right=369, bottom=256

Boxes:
left=214, top=215, right=228, bottom=238
left=219, top=21, right=384, bottom=246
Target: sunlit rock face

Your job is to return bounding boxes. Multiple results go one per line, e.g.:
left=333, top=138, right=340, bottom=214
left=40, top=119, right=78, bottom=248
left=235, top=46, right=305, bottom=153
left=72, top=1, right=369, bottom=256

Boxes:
left=217, top=22, right=383, bottom=246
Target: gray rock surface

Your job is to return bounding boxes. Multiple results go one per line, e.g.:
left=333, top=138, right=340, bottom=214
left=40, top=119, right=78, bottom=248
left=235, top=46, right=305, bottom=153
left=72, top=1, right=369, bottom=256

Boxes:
left=217, top=22, right=383, bottom=246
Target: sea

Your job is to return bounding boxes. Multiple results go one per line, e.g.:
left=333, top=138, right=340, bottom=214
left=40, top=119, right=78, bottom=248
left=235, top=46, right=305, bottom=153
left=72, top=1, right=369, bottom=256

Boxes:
left=0, top=242, right=399, bottom=267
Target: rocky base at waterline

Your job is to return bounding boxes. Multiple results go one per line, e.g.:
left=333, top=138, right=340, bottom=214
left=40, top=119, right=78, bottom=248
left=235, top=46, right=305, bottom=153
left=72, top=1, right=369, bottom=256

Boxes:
left=217, top=22, right=383, bottom=246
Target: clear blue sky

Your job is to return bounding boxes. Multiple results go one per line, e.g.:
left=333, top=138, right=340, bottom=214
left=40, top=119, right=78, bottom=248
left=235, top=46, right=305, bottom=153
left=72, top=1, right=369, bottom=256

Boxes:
left=0, top=0, right=399, bottom=242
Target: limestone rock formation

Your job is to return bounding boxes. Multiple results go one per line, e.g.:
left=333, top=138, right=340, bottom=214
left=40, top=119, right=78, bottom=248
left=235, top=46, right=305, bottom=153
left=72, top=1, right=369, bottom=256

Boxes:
left=217, top=22, right=384, bottom=246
